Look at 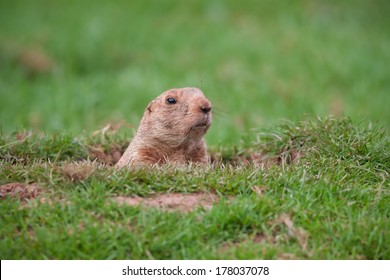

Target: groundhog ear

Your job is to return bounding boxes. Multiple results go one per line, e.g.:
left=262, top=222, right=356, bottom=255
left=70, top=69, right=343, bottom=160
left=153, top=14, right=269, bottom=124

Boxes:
left=146, top=100, right=155, bottom=113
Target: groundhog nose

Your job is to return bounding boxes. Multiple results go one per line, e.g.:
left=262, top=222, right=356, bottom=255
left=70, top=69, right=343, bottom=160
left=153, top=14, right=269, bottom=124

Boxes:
left=200, top=106, right=211, bottom=114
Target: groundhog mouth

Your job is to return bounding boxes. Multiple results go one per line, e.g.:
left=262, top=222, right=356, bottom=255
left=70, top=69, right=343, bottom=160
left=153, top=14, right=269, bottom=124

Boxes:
left=192, top=120, right=211, bottom=129
left=193, top=123, right=208, bottom=128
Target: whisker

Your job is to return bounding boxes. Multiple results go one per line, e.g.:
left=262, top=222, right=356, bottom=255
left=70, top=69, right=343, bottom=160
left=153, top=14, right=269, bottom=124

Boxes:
left=212, top=107, right=231, bottom=121
left=213, top=105, right=229, bottom=115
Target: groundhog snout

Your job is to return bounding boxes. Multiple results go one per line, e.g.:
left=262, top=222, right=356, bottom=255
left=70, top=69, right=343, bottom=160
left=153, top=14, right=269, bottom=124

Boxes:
left=196, top=97, right=212, bottom=115
left=200, top=105, right=211, bottom=114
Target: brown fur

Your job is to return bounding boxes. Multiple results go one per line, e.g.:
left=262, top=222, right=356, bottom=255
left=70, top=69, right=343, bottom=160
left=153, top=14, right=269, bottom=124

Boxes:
left=116, top=87, right=212, bottom=167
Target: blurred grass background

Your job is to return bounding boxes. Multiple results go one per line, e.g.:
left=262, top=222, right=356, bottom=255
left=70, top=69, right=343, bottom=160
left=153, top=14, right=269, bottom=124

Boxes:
left=0, top=0, right=389, bottom=145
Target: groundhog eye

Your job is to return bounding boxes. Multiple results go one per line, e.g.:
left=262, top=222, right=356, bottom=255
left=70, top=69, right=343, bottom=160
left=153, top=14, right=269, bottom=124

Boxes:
left=166, top=97, right=177, bottom=104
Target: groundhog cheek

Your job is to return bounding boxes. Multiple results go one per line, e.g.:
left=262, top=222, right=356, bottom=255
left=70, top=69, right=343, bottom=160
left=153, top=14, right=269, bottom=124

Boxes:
left=163, top=121, right=173, bottom=129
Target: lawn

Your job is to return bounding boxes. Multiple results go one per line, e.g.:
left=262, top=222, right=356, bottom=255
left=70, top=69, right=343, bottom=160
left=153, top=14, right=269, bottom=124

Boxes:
left=0, top=0, right=389, bottom=259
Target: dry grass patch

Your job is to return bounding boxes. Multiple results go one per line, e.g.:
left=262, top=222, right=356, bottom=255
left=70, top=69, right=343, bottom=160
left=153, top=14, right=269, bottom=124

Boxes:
left=269, top=213, right=311, bottom=256
left=210, top=149, right=302, bottom=168
left=60, top=161, right=103, bottom=182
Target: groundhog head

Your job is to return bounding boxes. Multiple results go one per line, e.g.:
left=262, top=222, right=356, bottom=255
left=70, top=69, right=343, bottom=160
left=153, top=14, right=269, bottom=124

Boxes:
left=138, top=87, right=212, bottom=146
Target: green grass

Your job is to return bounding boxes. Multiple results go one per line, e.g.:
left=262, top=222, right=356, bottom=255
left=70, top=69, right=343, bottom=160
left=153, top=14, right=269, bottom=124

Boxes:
left=1, top=0, right=389, bottom=145
left=1, top=117, right=389, bottom=259
left=0, top=0, right=389, bottom=259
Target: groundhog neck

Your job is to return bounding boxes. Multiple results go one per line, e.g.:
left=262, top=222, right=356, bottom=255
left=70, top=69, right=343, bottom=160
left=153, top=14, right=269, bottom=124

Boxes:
left=137, top=119, right=205, bottom=147
left=133, top=131, right=206, bottom=162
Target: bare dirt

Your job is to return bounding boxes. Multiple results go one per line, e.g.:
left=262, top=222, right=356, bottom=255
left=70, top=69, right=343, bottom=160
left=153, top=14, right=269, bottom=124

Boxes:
left=89, top=145, right=123, bottom=165
left=88, top=122, right=130, bottom=165
left=18, top=48, right=54, bottom=75
left=0, top=182, right=42, bottom=200
left=113, top=192, right=222, bottom=213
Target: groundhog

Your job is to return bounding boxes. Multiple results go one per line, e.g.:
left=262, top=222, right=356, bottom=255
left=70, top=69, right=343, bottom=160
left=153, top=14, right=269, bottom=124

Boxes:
left=116, top=87, right=212, bottom=167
